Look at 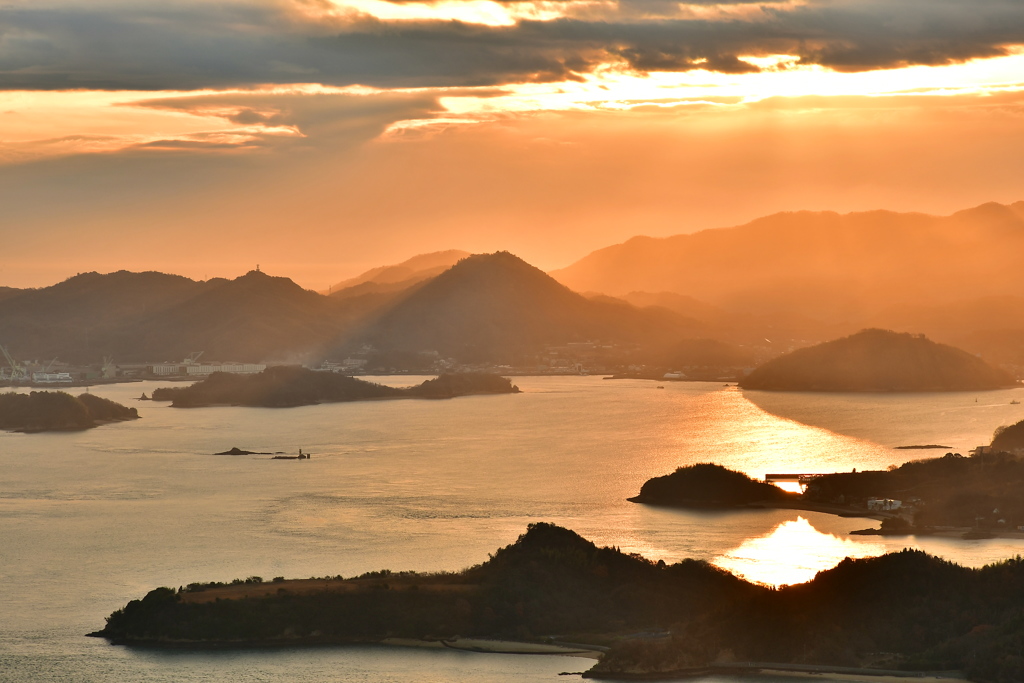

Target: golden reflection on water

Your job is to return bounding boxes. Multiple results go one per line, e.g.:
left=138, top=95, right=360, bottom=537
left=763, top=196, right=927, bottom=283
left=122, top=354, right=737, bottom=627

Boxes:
left=679, top=387, right=897, bottom=480
left=712, top=516, right=885, bottom=587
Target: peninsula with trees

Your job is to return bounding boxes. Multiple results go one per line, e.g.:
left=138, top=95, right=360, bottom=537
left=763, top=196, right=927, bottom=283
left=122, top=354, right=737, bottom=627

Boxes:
left=739, top=329, right=1016, bottom=392
left=150, top=366, right=519, bottom=407
left=0, top=390, right=139, bottom=432
left=93, top=522, right=1024, bottom=682
left=633, top=452, right=1024, bottom=536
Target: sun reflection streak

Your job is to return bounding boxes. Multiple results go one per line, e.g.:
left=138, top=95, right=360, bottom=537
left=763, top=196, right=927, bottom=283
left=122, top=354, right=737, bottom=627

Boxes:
left=713, top=516, right=885, bottom=587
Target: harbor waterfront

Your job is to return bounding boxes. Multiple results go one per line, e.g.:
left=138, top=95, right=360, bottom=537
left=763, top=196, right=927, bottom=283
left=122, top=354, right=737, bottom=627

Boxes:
left=3, top=376, right=1024, bottom=681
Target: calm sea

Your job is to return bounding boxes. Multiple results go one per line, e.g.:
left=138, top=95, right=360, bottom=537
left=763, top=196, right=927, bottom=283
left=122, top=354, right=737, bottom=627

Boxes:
left=2, top=376, right=1023, bottom=682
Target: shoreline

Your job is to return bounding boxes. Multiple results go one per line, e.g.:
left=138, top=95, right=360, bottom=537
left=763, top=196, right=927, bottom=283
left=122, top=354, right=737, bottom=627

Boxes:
left=586, top=662, right=968, bottom=682
left=628, top=496, right=882, bottom=521
left=86, top=632, right=603, bottom=659
left=629, top=497, right=1024, bottom=540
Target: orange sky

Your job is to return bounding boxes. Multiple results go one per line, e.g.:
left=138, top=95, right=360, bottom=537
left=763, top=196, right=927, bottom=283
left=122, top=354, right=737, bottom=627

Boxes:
left=2, top=1, right=1024, bottom=288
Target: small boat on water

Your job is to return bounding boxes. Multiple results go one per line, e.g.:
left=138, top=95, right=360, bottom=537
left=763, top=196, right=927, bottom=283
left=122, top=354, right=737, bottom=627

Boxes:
left=1012, top=400, right=1020, bottom=405
left=273, top=448, right=312, bottom=460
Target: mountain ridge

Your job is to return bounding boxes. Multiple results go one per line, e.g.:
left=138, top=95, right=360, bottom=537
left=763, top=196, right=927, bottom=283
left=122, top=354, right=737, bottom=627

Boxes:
left=551, top=202, right=1024, bottom=322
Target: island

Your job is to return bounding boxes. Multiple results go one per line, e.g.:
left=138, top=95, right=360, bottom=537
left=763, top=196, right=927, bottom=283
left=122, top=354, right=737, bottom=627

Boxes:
left=0, top=390, right=139, bottom=432
left=739, top=328, right=1016, bottom=391
left=629, top=463, right=797, bottom=507
left=633, top=452, right=1024, bottom=537
left=93, top=522, right=1024, bottom=682
left=213, top=447, right=276, bottom=455
left=150, top=367, right=520, bottom=407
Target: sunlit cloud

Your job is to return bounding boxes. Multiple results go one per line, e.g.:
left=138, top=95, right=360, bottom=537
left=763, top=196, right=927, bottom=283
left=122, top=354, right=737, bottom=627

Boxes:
left=387, top=49, right=1024, bottom=133
left=319, top=0, right=606, bottom=26
left=7, top=43, right=1024, bottom=163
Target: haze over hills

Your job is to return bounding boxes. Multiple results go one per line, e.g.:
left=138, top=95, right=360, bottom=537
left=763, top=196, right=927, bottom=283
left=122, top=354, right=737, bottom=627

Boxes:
left=0, top=270, right=383, bottom=364
left=339, top=252, right=706, bottom=363
left=552, top=201, right=1024, bottom=321
left=325, top=250, right=470, bottom=298
left=0, top=253, right=706, bottom=368
left=7, top=201, right=1024, bottom=375
left=739, top=329, right=1017, bottom=392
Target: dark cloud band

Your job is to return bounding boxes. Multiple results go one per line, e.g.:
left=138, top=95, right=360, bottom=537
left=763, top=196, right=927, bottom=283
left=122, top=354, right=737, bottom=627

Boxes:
left=1, top=1, right=1023, bottom=90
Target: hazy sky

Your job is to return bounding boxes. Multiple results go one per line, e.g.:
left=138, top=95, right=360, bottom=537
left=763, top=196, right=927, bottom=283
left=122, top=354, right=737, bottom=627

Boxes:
left=2, top=0, right=1024, bottom=288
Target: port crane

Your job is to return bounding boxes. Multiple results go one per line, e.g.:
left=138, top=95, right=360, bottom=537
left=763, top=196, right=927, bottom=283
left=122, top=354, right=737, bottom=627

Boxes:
left=0, top=344, right=28, bottom=382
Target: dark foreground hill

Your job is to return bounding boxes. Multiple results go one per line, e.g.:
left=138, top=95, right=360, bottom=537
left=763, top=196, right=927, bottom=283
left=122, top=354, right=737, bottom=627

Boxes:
left=150, top=366, right=518, bottom=407
left=0, top=391, right=138, bottom=432
left=95, top=523, right=1024, bottom=682
left=343, top=252, right=704, bottom=362
left=991, top=419, right=1024, bottom=452
left=739, top=329, right=1016, bottom=391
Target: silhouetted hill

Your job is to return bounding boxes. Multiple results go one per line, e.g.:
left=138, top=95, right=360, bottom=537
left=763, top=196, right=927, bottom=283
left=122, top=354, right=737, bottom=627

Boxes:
left=97, top=523, right=1024, bottom=681
left=344, top=252, right=705, bottom=362
left=0, top=391, right=138, bottom=432
left=151, top=367, right=518, bottom=407
left=862, top=296, right=1024, bottom=370
left=739, top=329, right=1016, bottom=392
left=0, top=257, right=704, bottom=366
left=631, top=464, right=793, bottom=507
left=552, top=202, right=1024, bottom=326
left=992, top=419, right=1024, bottom=452
left=129, top=271, right=351, bottom=362
left=0, top=271, right=209, bottom=362
left=326, top=250, right=470, bottom=296
left=0, top=270, right=398, bottom=364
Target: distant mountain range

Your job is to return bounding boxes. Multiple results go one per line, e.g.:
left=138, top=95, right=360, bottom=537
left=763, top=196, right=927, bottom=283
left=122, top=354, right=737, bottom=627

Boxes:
left=0, top=270, right=367, bottom=363
left=4, top=200, right=1024, bottom=372
left=552, top=201, right=1024, bottom=362
left=325, top=250, right=470, bottom=299
left=0, top=254, right=702, bottom=366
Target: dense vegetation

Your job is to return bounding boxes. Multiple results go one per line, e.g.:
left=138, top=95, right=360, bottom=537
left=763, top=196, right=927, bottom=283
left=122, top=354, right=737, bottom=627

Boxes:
left=635, top=453, right=1024, bottom=531
left=804, top=450, right=1024, bottom=529
left=630, top=463, right=795, bottom=507
left=740, top=329, right=1016, bottom=392
left=0, top=391, right=139, bottom=431
left=95, top=523, right=755, bottom=646
left=97, top=523, right=1024, bottom=682
left=151, top=367, right=518, bottom=407
left=992, top=419, right=1024, bottom=453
